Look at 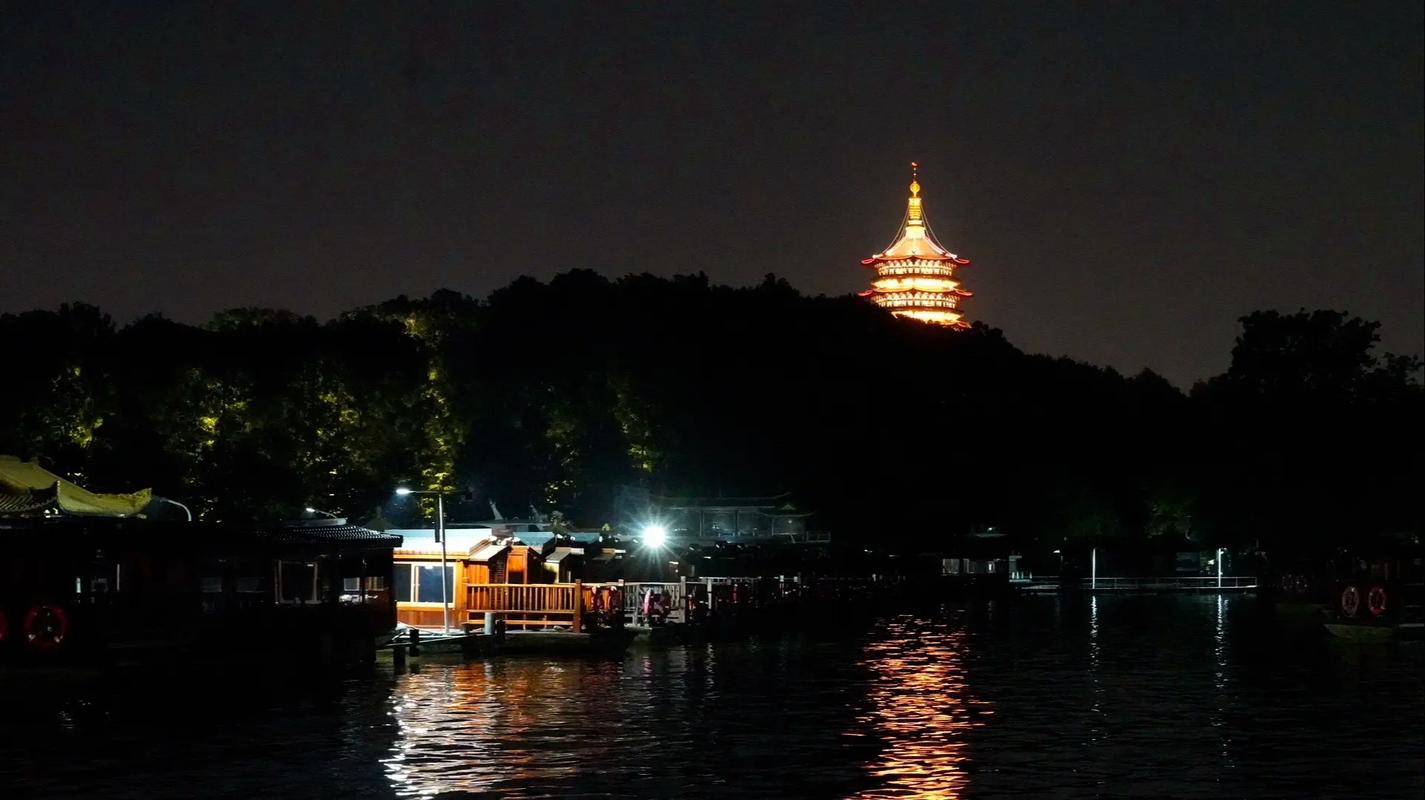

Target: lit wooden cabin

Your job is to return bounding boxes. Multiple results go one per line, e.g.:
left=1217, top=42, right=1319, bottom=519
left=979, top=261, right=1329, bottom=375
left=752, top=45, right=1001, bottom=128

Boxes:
left=388, top=527, right=546, bottom=629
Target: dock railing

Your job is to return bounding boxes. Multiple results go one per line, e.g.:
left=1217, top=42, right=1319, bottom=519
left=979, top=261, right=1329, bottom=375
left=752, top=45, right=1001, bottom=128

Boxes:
left=1078, top=576, right=1258, bottom=591
left=614, top=581, right=688, bottom=625
left=467, top=582, right=583, bottom=631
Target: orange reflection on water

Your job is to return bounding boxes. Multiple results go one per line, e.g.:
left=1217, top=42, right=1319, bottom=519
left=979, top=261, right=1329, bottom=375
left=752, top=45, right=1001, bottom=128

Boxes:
left=381, top=659, right=620, bottom=797
left=851, top=618, right=993, bottom=799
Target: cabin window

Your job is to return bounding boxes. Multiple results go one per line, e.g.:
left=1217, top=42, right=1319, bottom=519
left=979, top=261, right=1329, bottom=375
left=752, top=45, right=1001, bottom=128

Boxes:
left=417, top=565, right=453, bottom=602
left=342, top=576, right=387, bottom=592
left=278, top=561, right=318, bottom=603
left=391, top=563, right=455, bottom=603
left=340, top=576, right=388, bottom=604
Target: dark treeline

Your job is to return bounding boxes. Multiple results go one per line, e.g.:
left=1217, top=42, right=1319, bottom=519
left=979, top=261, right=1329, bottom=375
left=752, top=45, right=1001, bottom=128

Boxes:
left=2, top=271, right=1420, bottom=561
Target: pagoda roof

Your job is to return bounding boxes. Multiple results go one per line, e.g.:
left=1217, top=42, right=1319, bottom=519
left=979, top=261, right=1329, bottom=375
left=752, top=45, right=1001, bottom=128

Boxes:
left=862, top=165, right=970, bottom=267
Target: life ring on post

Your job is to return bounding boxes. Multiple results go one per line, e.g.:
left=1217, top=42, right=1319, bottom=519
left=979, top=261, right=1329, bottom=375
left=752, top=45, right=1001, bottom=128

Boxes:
left=1339, top=585, right=1361, bottom=619
left=0, top=608, right=9, bottom=643
left=24, top=604, right=70, bottom=651
left=1367, top=586, right=1389, bottom=618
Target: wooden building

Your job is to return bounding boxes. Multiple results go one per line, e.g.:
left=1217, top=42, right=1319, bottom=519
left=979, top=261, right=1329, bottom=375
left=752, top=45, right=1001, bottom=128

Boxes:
left=0, top=515, right=401, bottom=664
left=388, top=528, right=546, bottom=629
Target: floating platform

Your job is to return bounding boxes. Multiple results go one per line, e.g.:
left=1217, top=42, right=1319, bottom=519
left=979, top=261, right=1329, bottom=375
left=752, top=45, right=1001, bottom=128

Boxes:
left=385, top=627, right=633, bottom=663
left=1325, top=621, right=1424, bottom=643
left=1016, top=577, right=1258, bottom=595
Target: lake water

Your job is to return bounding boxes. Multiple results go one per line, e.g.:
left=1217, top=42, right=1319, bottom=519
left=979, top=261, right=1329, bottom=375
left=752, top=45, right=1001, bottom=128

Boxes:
left=4, top=594, right=1422, bottom=798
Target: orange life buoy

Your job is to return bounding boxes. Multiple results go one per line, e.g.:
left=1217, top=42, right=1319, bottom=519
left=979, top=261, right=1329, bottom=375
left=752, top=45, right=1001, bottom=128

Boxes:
left=0, top=608, right=8, bottom=643
left=1367, top=585, right=1388, bottom=618
left=1340, top=585, right=1361, bottom=618
left=24, top=604, right=69, bottom=651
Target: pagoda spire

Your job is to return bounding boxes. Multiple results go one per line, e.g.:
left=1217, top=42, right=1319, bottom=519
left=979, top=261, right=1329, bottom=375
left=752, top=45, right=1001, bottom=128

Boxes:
left=907, top=161, right=923, bottom=223
left=857, top=162, right=975, bottom=328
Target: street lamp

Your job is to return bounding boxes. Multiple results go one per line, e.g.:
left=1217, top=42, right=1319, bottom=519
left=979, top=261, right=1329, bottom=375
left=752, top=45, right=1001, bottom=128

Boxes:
left=642, top=524, right=668, bottom=549
left=156, top=497, right=192, bottom=522
left=396, top=487, right=452, bottom=635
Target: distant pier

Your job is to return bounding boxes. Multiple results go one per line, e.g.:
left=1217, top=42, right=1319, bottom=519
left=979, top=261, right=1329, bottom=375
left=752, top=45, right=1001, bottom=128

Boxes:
left=1015, top=576, right=1258, bottom=595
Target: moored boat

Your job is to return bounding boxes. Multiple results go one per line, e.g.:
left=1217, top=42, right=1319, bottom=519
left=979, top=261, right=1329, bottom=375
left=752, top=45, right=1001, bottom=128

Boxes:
left=1321, top=537, right=1423, bottom=643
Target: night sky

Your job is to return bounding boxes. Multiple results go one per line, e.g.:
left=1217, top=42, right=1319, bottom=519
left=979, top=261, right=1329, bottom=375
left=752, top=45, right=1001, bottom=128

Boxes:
left=3, top=3, right=1421, bottom=386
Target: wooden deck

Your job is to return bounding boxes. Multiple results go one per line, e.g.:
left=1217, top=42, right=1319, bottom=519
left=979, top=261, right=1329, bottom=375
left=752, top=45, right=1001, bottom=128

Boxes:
left=1016, top=576, right=1259, bottom=594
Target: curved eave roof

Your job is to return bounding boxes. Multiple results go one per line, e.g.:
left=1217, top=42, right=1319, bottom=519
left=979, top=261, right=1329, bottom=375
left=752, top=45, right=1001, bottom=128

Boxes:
left=862, top=252, right=971, bottom=267
left=865, top=287, right=975, bottom=298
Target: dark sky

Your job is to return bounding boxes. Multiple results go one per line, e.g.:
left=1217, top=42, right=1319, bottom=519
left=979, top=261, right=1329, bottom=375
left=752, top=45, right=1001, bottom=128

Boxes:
left=3, top=2, right=1421, bottom=386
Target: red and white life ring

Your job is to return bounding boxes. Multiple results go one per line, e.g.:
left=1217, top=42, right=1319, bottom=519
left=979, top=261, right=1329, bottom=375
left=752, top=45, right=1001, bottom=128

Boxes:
left=1367, top=586, right=1389, bottom=618
left=1339, top=585, right=1361, bottom=618
left=24, top=604, right=70, bottom=651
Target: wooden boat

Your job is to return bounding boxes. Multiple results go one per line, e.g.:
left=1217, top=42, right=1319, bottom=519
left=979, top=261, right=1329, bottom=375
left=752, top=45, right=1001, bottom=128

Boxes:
left=1320, top=539, right=1423, bottom=644
left=0, top=516, right=402, bottom=671
left=1324, top=623, right=1397, bottom=643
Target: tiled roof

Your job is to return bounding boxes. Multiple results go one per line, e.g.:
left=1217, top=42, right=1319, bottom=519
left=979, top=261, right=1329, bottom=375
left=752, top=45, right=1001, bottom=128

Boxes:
left=255, top=523, right=403, bottom=547
left=0, top=485, right=57, bottom=516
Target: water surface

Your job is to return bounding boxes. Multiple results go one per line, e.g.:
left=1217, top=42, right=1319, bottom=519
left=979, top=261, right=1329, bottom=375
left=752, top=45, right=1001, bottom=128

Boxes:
left=4, top=595, right=1421, bottom=798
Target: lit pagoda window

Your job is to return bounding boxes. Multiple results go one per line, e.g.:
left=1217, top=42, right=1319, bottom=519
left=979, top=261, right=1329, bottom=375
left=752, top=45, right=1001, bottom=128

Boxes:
left=858, top=162, right=974, bottom=328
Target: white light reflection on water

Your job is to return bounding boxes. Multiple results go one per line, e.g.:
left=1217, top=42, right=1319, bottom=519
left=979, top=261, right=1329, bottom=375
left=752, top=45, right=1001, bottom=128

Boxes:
left=1211, top=593, right=1237, bottom=771
left=1087, top=593, right=1106, bottom=746
left=852, top=617, right=993, bottom=799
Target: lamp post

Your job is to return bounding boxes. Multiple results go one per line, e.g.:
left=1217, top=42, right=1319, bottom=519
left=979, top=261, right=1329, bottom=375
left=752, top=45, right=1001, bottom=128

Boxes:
left=396, top=487, right=450, bottom=635
left=157, top=497, right=192, bottom=522
left=1216, top=547, right=1225, bottom=589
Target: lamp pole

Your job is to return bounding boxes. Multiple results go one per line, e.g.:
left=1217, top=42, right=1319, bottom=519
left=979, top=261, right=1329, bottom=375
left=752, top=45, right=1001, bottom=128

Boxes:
left=158, top=497, right=192, bottom=522
left=397, top=487, right=451, bottom=635
left=437, top=492, right=448, bottom=635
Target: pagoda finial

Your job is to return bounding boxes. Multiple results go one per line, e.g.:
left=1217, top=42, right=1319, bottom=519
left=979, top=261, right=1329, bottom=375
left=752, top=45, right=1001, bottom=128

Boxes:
left=907, top=161, right=923, bottom=222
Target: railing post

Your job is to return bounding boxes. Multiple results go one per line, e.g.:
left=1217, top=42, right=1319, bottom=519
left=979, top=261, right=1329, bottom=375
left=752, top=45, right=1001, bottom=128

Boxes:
left=573, top=579, right=583, bottom=632
left=679, top=576, right=688, bottom=622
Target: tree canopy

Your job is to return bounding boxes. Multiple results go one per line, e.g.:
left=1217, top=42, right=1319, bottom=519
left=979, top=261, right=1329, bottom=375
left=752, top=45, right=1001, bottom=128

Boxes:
left=1, top=279, right=1419, bottom=560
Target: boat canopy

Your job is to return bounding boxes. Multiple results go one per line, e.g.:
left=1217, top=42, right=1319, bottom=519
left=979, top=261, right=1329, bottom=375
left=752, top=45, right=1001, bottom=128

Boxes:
left=0, top=455, right=152, bottom=517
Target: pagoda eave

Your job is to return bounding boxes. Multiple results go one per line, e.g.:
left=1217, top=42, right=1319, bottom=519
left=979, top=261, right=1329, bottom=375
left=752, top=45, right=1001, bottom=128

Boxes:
left=861, top=256, right=970, bottom=267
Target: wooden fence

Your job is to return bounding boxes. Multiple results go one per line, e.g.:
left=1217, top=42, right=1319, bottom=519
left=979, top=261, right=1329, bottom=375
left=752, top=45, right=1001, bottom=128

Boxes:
left=466, top=582, right=582, bottom=630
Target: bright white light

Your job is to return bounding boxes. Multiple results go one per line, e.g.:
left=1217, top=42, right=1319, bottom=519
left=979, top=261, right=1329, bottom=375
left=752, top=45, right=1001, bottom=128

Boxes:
left=642, top=524, right=667, bottom=548
left=395, top=487, right=413, bottom=496
left=304, top=506, right=317, bottom=513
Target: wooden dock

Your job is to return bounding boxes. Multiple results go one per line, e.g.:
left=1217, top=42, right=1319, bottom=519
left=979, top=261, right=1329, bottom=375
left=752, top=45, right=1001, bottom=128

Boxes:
left=1016, top=576, right=1259, bottom=594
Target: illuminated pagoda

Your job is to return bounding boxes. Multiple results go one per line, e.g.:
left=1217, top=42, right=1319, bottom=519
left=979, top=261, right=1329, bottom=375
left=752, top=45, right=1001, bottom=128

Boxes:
left=859, top=163, right=974, bottom=327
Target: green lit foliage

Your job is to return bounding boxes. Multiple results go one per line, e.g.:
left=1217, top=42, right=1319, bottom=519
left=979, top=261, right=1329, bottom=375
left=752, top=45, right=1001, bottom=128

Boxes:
left=155, top=367, right=255, bottom=518
left=342, top=292, right=476, bottom=517
left=0, top=304, right=116, bottom=479
left=610, top=374, right=659, bottom=474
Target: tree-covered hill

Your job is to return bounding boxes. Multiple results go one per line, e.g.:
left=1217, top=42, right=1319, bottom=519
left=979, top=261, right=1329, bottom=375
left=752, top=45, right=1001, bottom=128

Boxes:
left=1, top=272, right=1418, bottom=557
